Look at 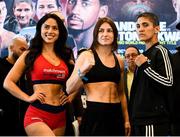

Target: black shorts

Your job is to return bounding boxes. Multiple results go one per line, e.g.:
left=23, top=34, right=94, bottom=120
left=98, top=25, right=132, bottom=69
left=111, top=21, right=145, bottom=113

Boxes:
left=80, top=101, right=124, bottom=136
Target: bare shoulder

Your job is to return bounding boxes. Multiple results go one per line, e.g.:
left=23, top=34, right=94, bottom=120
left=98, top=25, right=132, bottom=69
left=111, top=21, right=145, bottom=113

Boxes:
left=77, top=49, right=94, bottom=61
left=81, top=49, right=93, bottom=56
left=74, top=49, right=95, bottom=69
left=115, top=53, right=124, bottom=68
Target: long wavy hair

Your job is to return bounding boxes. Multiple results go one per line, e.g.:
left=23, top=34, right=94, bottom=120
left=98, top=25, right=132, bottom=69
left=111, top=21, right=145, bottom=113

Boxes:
left=90, top=17, right=118, bottom=51
left=25, top=13, right=71, bottom=72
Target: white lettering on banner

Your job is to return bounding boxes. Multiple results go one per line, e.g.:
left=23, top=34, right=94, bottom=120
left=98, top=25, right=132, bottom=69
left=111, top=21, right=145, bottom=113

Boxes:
left=159, top=31, right=180, bottom=41
left=114, top=21, right=168, bottom=31
left=115, top=21, right=180, bottom=44
left=114, top=21, right=136, bottom=31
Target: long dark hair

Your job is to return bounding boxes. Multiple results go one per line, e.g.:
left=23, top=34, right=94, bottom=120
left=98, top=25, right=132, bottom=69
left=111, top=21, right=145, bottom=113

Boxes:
left=90, top=17, right=118, bottom=51
left=25, top=13, right=71, bottom=72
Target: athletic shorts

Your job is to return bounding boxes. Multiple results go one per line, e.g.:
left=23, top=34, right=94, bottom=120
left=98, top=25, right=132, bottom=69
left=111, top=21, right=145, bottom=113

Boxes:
left=24, top=105, right=66, bottom=130
left=80, top=101, right=122, bottom=136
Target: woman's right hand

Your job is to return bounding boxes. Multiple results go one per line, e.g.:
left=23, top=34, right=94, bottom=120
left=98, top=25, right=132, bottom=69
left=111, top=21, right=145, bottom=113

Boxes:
left=28, top=92, right=46, bottom=103
left=80, top=51, right=95, bottom=74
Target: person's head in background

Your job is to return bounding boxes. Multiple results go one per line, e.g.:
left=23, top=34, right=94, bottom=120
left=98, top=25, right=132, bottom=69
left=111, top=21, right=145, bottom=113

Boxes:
left=136, top=12, right=160, bottom=48
left=90, top=17, right=118, bottom=51
left=35, top=0, right=62, bottom=21
left=0, top=0, right=7, bottom=29
left=66, top=0, right=109, bottom=51
left=121, top=0, right=154, bottom=20
left=124, top=45, right=140, bottom=72
left=8, top=35, right=28, bottom=63
left=172, top=0, right=180, bottom=19
left=170, top=0, right=180, bottom=27
left=13, top=0, right=34, bottom=28
left=66, top=0, right=108, bottom=32
left=0, top=0, right=17, bottom=58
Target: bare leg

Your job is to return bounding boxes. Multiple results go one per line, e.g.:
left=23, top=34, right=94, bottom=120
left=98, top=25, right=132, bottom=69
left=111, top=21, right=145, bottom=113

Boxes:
left=25, top=122, right=55, bottom=136
left=53, top=126, right=66, bottom=136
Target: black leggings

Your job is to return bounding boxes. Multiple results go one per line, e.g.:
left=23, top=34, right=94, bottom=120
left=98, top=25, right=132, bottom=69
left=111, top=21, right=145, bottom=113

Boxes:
left=79, top=101, right=124, bottom=136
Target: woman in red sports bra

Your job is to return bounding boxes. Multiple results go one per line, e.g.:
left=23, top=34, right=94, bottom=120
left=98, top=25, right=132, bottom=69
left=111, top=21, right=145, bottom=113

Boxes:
left=4, top=13, right=74, bottom=136
left=66, top=17, right=131, bottom=136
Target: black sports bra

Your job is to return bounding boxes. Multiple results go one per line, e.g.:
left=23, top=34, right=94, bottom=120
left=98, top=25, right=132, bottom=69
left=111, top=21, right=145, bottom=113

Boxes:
left=83, top=50, right=121, bottom=84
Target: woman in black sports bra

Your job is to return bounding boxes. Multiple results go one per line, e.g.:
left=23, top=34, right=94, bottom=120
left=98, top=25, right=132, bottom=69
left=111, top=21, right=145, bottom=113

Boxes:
left=66, top=17, right=131, bottom=136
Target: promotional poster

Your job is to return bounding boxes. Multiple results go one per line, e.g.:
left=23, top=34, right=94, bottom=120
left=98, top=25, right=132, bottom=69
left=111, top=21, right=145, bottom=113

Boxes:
left=1, top=0, right=180, bottom=58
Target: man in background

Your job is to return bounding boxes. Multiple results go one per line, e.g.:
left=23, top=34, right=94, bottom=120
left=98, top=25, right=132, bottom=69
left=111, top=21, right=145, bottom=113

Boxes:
left=0, top=0, right=16, bottom=58
left=19, top=0, right=63, bottom=42
left=0, top=36, right=28, bottom=135
left=66, top=0, right=109, bottom=59
left=124, top=45, right=140, bottom=103
left=168, top=0, right=180, bottom=30
left=121, top=0, right=154, bottom=20
left=35, top=0, right=61, bottom=21
left=4, top=0, right=36, bottom=34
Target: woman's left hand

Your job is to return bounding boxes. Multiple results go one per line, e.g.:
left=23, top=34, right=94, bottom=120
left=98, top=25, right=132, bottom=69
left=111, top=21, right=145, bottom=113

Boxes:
left=59, top=91, right=69, bottom=106
left=124, top=122, right=131, bottom=136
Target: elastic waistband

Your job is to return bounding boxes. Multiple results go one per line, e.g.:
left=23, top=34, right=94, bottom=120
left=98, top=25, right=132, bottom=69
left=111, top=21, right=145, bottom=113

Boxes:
left=31, top=101, right=65, bottom=113
left=86, top=101, right=121, bottom=112
left=31, top=80, right=65, bottom=85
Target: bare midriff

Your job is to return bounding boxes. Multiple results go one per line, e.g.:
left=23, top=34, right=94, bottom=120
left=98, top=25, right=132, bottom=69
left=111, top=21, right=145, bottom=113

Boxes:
left=33, top=84, right=64, bottom=106
left=84, top=82, right=121, bottom=103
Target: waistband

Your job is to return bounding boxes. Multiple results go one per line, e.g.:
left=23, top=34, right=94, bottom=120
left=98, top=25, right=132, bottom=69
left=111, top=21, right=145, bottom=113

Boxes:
left=86, top=101, right=121, bottom=112
left=31, top=100, right=65, bottom=113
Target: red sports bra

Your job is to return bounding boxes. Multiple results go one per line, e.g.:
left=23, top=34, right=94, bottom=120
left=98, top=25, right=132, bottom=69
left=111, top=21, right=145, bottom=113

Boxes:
left=30, top=55, right=69, bottom=85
